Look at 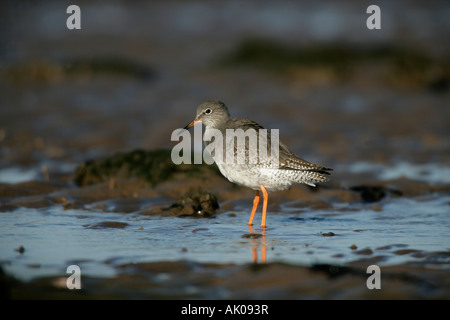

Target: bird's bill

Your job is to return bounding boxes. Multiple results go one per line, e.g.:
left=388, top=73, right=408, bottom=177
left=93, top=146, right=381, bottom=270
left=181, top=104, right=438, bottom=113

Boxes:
left=184, top=118, right=201, bottom=129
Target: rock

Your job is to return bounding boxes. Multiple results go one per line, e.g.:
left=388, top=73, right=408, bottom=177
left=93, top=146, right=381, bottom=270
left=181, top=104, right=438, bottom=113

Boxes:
left=350, top=185, right=402, bottom=203
left=241, top=233, right=263, bottom=239
left=74, top=149, right=221, bottom=187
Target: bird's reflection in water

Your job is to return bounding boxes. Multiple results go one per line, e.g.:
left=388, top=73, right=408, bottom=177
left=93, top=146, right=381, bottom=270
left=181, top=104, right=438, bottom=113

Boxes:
left=248, top=226, right=267, bottom=264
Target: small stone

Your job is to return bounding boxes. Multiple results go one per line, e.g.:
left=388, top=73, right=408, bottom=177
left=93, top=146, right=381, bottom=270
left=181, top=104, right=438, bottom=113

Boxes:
left=241, top=233, right=263, bottom=239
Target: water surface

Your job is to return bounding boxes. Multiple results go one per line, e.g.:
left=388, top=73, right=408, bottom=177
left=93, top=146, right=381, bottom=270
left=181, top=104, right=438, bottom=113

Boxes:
left=1, top=192, right=448, bottom=282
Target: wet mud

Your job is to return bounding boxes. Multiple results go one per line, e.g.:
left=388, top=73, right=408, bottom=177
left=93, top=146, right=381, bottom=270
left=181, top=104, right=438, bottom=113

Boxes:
left=2, top=260, right=449, bottom=299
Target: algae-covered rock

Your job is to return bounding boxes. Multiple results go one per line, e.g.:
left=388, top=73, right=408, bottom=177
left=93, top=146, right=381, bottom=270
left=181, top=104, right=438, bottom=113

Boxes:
left=219, top=37, right=450, bottom=90
left=74, top=149, right=221, bottom=187
left=74, top=149, right=177, bottom=186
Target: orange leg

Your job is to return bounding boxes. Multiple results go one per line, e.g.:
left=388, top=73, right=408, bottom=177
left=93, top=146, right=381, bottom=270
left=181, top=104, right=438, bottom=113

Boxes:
left=260, top=185, right=268, bottom=228
left=261, top=227, right=267, bottom=263
left=248, top=190, right=260, bottom=226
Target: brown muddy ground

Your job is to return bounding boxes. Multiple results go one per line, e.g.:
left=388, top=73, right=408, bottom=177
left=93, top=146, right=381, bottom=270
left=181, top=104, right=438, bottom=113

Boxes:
left=1, top=1, right=449, bottom=300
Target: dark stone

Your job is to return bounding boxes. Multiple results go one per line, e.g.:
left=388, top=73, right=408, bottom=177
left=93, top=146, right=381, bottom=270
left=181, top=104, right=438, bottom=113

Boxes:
left=163, top=191, right=219, bottom=217
left=350, top=185, right=402, bottom=203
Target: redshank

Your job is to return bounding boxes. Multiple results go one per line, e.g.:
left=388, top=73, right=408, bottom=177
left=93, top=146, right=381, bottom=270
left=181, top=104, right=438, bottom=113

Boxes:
left=184, top=100, right=332, bottom=228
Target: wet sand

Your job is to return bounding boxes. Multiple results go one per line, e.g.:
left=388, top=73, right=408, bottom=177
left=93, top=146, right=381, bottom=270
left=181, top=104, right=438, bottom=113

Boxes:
left=1, top=1, right=449, bottom=300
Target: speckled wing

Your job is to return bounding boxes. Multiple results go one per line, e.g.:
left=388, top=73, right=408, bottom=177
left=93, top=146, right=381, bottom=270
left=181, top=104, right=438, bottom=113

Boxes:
left=275, top=141, right=332, bottom=186
left=278, top=143, right=332, bottom=172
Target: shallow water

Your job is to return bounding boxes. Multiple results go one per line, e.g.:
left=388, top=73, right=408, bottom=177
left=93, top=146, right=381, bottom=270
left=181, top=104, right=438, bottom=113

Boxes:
left=347, top=162, right=450, bottom=185
left=1, top=191, right=448, bottom=282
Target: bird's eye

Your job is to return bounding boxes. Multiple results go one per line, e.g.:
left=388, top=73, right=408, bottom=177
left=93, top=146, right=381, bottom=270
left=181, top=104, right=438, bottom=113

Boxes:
left=205, top=108, right=212, bottom=114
